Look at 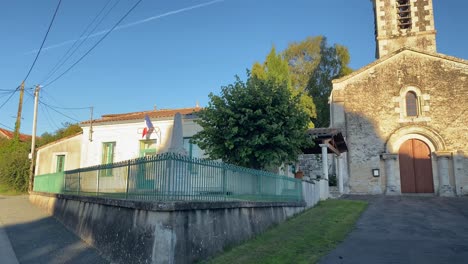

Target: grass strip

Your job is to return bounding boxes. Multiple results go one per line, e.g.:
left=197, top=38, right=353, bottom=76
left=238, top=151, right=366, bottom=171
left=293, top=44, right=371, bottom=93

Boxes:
left=204, top=199, right=368, bottom=264
left=0, top=183, right=25, bottom=195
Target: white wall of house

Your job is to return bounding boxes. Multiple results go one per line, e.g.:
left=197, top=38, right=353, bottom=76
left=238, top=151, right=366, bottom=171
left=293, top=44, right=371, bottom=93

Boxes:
left=80, top=117, right=203, bottom=168
left=35, top=133, right=82, bottom=175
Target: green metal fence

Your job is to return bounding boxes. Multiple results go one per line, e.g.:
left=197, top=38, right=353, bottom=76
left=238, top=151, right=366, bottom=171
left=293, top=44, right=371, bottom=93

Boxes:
left=33, top=172, right=65, bottom=193
left=35, top=153, right=303, bottom=202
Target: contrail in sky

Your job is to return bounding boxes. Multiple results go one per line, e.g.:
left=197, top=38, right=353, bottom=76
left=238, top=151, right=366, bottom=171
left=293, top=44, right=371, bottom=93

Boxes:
left=25, top=0, right=224, bottom=55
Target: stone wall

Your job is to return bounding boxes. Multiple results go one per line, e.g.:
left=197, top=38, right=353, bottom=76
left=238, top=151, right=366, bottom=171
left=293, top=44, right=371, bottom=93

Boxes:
left=373, top=0, right=437, bottom=58
left=29, top=180, right=327, bottom=264
left=298, top=154, right=335, bottom=179
left=331, top=50, right=468, bottom=195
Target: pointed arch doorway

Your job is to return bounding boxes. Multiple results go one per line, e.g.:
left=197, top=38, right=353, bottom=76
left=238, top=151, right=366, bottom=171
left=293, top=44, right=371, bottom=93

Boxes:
left=399, top=139, right=434, bottom=193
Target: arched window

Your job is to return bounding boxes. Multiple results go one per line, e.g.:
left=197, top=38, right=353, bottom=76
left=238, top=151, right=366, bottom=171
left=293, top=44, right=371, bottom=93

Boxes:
left=406, top=91, right=418, bottom=116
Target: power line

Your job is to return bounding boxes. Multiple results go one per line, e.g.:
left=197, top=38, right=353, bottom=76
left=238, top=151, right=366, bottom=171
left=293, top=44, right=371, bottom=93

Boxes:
left=40, top=98, right=91, bottom=110
left=41, top=0, right=144, bottom=88
left=40, top=103, right=61, bottom=130
left=23, top=0, right=63, bottom=82
left=0, top=88, right=19, bottom=110
left=39, top=100, right=81, bottom=123
left=0, top=122, right=15, bottom=131
left=40, top=0, right=118, bottom=84
left=0, top=90, right=16, bottom=97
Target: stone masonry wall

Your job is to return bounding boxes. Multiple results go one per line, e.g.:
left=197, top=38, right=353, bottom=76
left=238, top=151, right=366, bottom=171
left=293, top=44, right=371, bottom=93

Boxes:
left=298, top=154, right=335, bottom=179
left=374, top=0, right=436, bottom=58
left=332, top=50, right=468, bottom=194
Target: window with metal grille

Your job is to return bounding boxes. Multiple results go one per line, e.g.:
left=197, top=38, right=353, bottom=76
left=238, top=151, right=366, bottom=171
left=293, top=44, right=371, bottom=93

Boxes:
left=406, top=91, right=418, bottom=116
left=396, top=0, right=412, bottom=30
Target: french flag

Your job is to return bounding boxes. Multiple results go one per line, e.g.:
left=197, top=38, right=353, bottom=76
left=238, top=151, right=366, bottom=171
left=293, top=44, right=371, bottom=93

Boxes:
left=142, top=114, right=154, bottom=138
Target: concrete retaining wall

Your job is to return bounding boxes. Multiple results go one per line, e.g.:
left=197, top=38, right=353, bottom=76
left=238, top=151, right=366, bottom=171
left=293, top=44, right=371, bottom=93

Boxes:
left=29, top=195, right=302, bottom=263
left=302, top=179, right=329, bottom=207
left=29, top=180, right=327, bottom=264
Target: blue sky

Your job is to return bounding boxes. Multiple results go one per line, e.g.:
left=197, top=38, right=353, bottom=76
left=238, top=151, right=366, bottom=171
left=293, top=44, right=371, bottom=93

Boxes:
left=0, top=0, right=467, bottom=135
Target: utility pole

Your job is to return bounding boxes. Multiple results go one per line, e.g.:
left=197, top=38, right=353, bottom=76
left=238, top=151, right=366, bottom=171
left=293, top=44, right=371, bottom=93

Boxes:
left=28, top=85, right=40, bottom=193
left=14, top=81, right=25, bottom=138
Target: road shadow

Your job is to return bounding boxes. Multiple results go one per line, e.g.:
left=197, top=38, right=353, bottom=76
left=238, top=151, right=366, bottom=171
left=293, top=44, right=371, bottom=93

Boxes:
left=3, top=216, right=108, bottom=264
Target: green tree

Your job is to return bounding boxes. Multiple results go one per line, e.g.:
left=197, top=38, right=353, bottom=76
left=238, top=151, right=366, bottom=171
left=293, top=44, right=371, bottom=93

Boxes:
left=252, top=47, right=316, bottom=127
left=283, top=36, right=352, bottom=127
left=37, top=123, right=82, bottom=147
left=192, top=74, right=312, bottom=170
left=0, top=122, right=82, bottom=192
left=0, top=138, right=30, bottom=192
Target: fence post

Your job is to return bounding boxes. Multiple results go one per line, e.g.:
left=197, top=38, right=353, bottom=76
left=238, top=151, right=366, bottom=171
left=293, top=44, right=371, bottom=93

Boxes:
left=256, top=173, right=261, bottom=199
left=77, top=171, right=81, bottom=195
left=222, top=167, right=227, bottom=201
left=298, top=179, right=303, bottom=201
left=126, top=160, right=131, bottom=199
left=97, top=169, right=100, bottom=196
left=167, top=158, right=172, bottom=200
left=62, top=172, right=66, bottom=194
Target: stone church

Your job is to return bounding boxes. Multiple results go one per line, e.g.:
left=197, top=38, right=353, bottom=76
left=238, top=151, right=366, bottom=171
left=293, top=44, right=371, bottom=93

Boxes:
left=330, top=0, right=468, bottom=196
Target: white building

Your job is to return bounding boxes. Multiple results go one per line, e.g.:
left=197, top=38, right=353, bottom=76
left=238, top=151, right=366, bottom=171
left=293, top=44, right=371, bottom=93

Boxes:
left=35, top=107, right=204, bottom=176
left=79, top=107, right=203, bottom=168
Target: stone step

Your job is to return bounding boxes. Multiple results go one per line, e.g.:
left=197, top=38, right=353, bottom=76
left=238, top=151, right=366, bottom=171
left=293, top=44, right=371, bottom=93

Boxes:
left=329, top=186, right=342, bottom=199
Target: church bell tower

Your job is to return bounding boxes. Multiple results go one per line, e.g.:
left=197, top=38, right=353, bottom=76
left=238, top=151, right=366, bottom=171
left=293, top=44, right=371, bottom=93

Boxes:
left=372, top=0, right=437, bottom=58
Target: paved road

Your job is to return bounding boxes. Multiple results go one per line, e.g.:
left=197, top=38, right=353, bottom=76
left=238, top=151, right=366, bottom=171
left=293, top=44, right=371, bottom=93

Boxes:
left=320, top=195, right=468, bottom=264
left=0, top=195, right=108, bottom=264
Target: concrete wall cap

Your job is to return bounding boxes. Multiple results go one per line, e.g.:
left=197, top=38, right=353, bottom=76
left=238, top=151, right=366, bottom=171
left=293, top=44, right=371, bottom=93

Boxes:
left=30, top=192, right=306, bottom=211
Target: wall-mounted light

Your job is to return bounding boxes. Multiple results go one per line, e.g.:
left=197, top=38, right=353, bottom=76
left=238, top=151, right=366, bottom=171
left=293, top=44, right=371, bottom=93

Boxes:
left=372, top=169, right=380, bottom=177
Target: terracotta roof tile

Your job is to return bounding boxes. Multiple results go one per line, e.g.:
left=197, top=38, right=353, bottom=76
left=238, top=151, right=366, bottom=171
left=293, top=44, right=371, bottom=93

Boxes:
left=81, top=107, right=202, bottom=125
left=0, top=128, right=32, bottom=142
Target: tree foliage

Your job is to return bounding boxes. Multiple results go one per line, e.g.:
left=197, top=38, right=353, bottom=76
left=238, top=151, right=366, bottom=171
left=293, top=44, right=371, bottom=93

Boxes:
left=284, top=36, right=352, bottom=127
left=37, top=123, right=82, bottom=147
left=192, top=74, right=312, bottom=170
left=0, top=123, right=82, bottom=192
left=0, top=138, right=30, bottom=192
left=252, top=47, right=316, bottom=127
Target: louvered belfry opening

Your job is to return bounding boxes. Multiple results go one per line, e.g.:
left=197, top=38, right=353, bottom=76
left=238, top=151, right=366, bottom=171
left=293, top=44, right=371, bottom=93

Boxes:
left=396, top=0, right=412, bottom=30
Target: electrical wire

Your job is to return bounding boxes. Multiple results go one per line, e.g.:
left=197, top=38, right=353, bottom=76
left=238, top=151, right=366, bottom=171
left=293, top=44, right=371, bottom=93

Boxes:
left=0, top=88, right=19, bottom=110
left=40, top=90, right=90, bottom=123
left=0, top=122, right=14, bottom=130
left=1, top=0, right=62, bottom=129
left=40, top=0, right=119, bottom=84
left=23, top=0, right=63, bottom=82
left=40, top=103, right=61, bottom=130
left=39, top=100, right=81, bottom=123
left=40, top=102, right=91, bottom=110
left=41, top=0, right=144, bottom=88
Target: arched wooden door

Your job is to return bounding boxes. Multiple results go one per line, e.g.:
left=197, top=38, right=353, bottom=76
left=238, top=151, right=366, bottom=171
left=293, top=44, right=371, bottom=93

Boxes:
left=399, top=139, right=434, bottom=193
